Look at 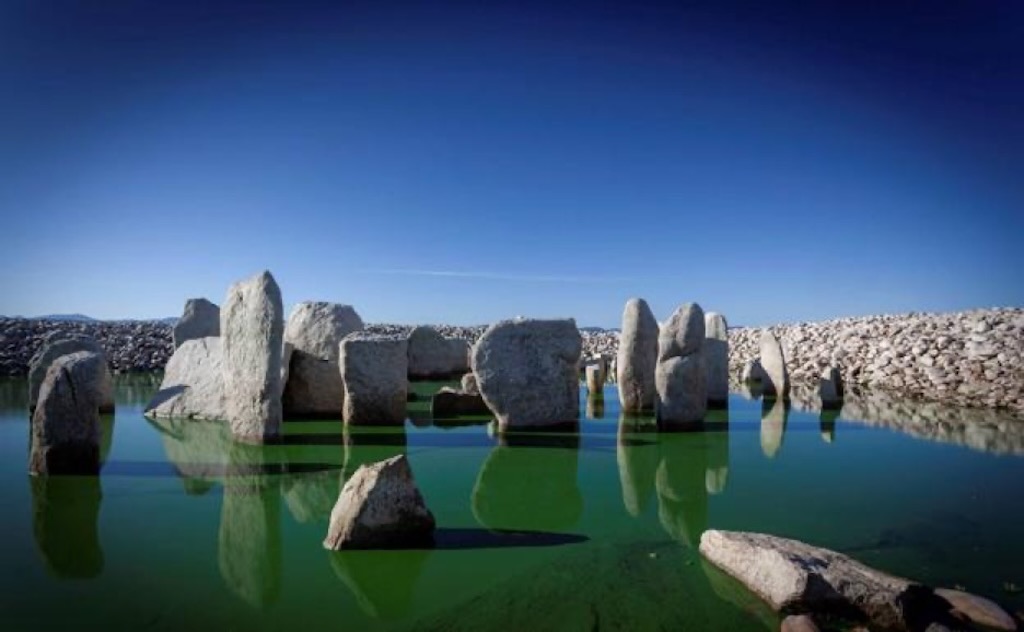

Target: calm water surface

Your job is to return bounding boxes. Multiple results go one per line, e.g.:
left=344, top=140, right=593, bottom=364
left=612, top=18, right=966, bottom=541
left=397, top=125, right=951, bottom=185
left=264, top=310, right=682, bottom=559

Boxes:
left=1, top=376, right=1023, bottom=630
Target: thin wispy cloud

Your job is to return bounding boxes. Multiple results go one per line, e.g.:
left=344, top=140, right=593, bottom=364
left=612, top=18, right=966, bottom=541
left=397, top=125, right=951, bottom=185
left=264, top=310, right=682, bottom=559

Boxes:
left=362, top=268, right=644, bottom=284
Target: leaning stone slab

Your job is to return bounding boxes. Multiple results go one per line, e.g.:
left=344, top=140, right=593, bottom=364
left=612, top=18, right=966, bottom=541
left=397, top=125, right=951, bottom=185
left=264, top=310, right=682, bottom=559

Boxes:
left=145, top=337, right=227, bottom=421
left=221, top=270, right=284, bottom=443
left=172, top=298, right=220, bottom=349
left=28, top=333, right=112, bottom=413
left=339, top=333, right=408, bottom=425
left=699, top=530, right=968, bottom=631
left=704, top=312, right=729, bottom=408
left=471, top=318, right=582, bottom=431
left=30, top=351, right=112, bottom=475
left=323, top=455, right=435, bottom=550
left=616, top=299, right=659, bottom=412
left=281, top=300, right=362, bottom=417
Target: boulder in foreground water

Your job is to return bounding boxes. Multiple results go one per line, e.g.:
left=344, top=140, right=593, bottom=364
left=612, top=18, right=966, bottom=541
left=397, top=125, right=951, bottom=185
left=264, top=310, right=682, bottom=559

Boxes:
left=471, top=318, right=582, bottom=431
left=323, top=455, right=435, bottom=550
left=172, top=298, right=220, bottom=349
left=221, top=270, right=284, bottom=443
left=145, top=337, right=227, bottom=421
left=30, top=351, right=112, bottom=475
left=28, top=333, right=112, bottom=413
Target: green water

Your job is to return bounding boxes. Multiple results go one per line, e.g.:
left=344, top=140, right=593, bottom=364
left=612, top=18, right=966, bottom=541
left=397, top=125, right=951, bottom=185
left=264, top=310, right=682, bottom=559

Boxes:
left=1, top=376, right=1023, bottom=630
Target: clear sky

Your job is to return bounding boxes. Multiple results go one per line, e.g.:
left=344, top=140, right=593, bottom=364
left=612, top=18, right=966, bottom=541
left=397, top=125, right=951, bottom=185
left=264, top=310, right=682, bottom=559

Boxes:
left=2, top=0, right=1021, bottom=327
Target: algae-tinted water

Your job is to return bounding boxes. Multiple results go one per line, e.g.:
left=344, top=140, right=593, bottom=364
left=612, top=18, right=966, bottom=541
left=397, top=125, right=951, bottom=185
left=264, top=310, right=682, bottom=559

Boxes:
left=1, top=375, right=1023, bottom=630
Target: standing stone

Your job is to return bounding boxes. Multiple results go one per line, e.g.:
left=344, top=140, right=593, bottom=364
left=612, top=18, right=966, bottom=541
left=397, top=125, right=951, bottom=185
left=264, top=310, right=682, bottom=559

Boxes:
left=172, top=298, right=220, bottom=349
left=616, top=299, right=659, bottom=412
left=818, top=366, right=844, bottom=410
left=30, top=351, right=112, bottom=475
left=282, top=301, right=363, bottom=418
left=407, top=326, right=469, bottom=379
left=221, top=271, right=284, bottom=443
left=704, top=312, right=729, bottom=408
left=28, top=334, right=112, bottom=413
left=655, top=303, right=707, bottom=424
left=460, top=372, right=479, bottom=396
left=759, top=331, right=790, bottom=400
left=585, top=364, right=604, bottom=396
left=323, top=455, right=435, bottom=550
left=145, top=337, right=227, bottom=420
left=339, top=333, right=408, bottom=425
left=471, top=318, right=582, bottom=431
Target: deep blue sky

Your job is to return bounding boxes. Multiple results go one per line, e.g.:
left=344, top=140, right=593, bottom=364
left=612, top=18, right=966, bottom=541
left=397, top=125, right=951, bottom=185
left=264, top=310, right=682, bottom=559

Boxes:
left=2, top=1, right=1021, bottom=326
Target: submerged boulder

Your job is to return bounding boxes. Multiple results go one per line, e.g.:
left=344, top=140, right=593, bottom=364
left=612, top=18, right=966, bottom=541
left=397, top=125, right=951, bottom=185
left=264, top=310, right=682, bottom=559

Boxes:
left=616, top=298, right=659, bottom=412
left=471, top=318, right=582, bottom=431
left=145, top=337, right=227, bottom=421
left=431, top=386, right=491, bottom=417
left=339, top=333, right=408, bottom=425
left=282, top=301, right=363, bottom=418
left=30, top=351, right=112, bottom=475
left=407, top=326, right=469, bottom=379
left=323, top=455, right=435, bottom=550
left=221, top=270, right=285, bottom=443
left=704, top=312, right=729, bottom=408
left=28, top=333, right=112, bottom=413
left=172, top=298, right=220, bottom=349
left=759, top=331, right=790, bottom=400
left=655, top=303, right=707, bottom=424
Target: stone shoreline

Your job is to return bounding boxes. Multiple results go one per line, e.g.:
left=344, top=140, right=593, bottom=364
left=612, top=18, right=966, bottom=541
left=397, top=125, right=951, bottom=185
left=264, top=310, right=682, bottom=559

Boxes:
left=2, top=307, right=1022, bottom=415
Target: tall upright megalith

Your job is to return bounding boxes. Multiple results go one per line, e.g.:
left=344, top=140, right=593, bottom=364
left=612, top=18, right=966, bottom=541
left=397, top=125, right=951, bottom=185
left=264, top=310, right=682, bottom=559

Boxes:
left=655, top=303, right=707, bottom=425
left=758, top=331, right=790, bottom=401
left=616, top=298, right=659, bottom=413
left=704, top=312, right=729, bottom=408
left=221, top=271, right=284, bottom=443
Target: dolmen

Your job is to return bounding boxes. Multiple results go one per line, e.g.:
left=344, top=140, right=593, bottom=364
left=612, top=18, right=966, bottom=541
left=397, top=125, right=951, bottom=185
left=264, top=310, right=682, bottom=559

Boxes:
left=323, top=455, right=435, bottom=549
left=655, top=303, right=707, bottom=425
left=282, top=301, right=363, bottom=417
left=339, top=332, right=408, bottom=425
left=172, top=298, right=220, bottom=349
left=616, top=298, right=658, bottom=413
left=146, top=270, right=285, bottom=443
left=30, top=350, right=113, bottom=475
left=700, top=529, right=1018, bottom=631
left=471, top=318, right=582, bottom=432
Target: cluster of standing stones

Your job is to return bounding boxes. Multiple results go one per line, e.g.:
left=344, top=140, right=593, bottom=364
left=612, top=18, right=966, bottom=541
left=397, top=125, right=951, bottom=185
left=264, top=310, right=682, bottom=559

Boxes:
left=18, top=271, right=1024, bottom=630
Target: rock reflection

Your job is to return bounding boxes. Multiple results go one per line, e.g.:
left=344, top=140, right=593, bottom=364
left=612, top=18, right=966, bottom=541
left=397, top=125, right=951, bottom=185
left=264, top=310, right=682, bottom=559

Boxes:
left=760, top=398, right=789, bottom=459
left=218, top=442, right=282, bottom=609
left=820, top=408, right=839, bottom=444
left=473, top=433, right=582, bottom=531
left=656, top=434, right=712, bottom=547
left=342, top=424, right=408, bottom=482
left=617, top=414, right=659, bottom=516
left=328, top=549, right=430, bottom=620
left=282, top=469, right=339, bottom=524
left=148, top=417, right=234, bottom=493
left=30, top=475, right=104, bottom=579
left=585, top=392, right=605, bottom=420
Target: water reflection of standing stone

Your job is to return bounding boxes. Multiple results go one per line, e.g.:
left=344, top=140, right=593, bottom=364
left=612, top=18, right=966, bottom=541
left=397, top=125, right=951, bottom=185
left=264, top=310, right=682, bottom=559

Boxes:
left=760, top=398, right=789, bottom=459
left=473, top=434, right=582, bottom=531
left=328, top=549, right=431, bottom=619
left=617, top=414, right=659, bottom=516
left=656, top=434, right=710, bottom=547
left=585, top=392, right=605, bottom=420
left=820, top=408, right=839, bottom=444
left=218, top=443, right=282, bottom=609
left=342, top=424, right=408, bottom=483
left=30, top=475, right=104, bottom=578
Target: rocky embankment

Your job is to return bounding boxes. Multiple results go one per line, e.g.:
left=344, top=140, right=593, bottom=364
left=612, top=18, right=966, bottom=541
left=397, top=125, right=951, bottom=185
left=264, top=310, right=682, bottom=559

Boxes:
left=728, top=308, right=1024, bottom=416
left=0, top=318, right=174, bottom=375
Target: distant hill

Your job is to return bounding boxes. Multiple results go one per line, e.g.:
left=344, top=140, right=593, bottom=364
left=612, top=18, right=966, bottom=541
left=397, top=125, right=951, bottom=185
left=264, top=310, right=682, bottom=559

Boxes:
left=25, top=314, right=178, bottom=324
left=37, top=313, right=98, bottom=322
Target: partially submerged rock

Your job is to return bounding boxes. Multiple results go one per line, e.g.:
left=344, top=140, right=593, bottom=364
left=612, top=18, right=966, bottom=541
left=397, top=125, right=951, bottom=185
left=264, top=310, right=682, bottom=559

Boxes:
left=616, top=298, right=659, bottom=412
left=28, top=333, right=112, bottom=413
left=656, top=303, right=707, bottom=424
left=699, top=530, right=983, bottom=631
left=145, top=337, right=227, bottom=420
left=460, top=372, right=479, bottom=396
left=221, top=271, right=284, bottom=443
left=30, top=351, right=112, bottom=475
left=471, top=318, right=582, bottom=431
left=818, top=366, right=844, bottom=410
left=339, top=333, right=408, bottom=425
left=704, top=312, right=729, bottom=408
left=585, top=364, right=604, bottom=396
left=282, top=301, right=364, bottom=418
left=172, top=298, right=220, bottom=349
left=431, top=386, right=490, bottom=417
left=934, top=588, right=1017, bottom=631
left=323, top=455, right=435, bottom=550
